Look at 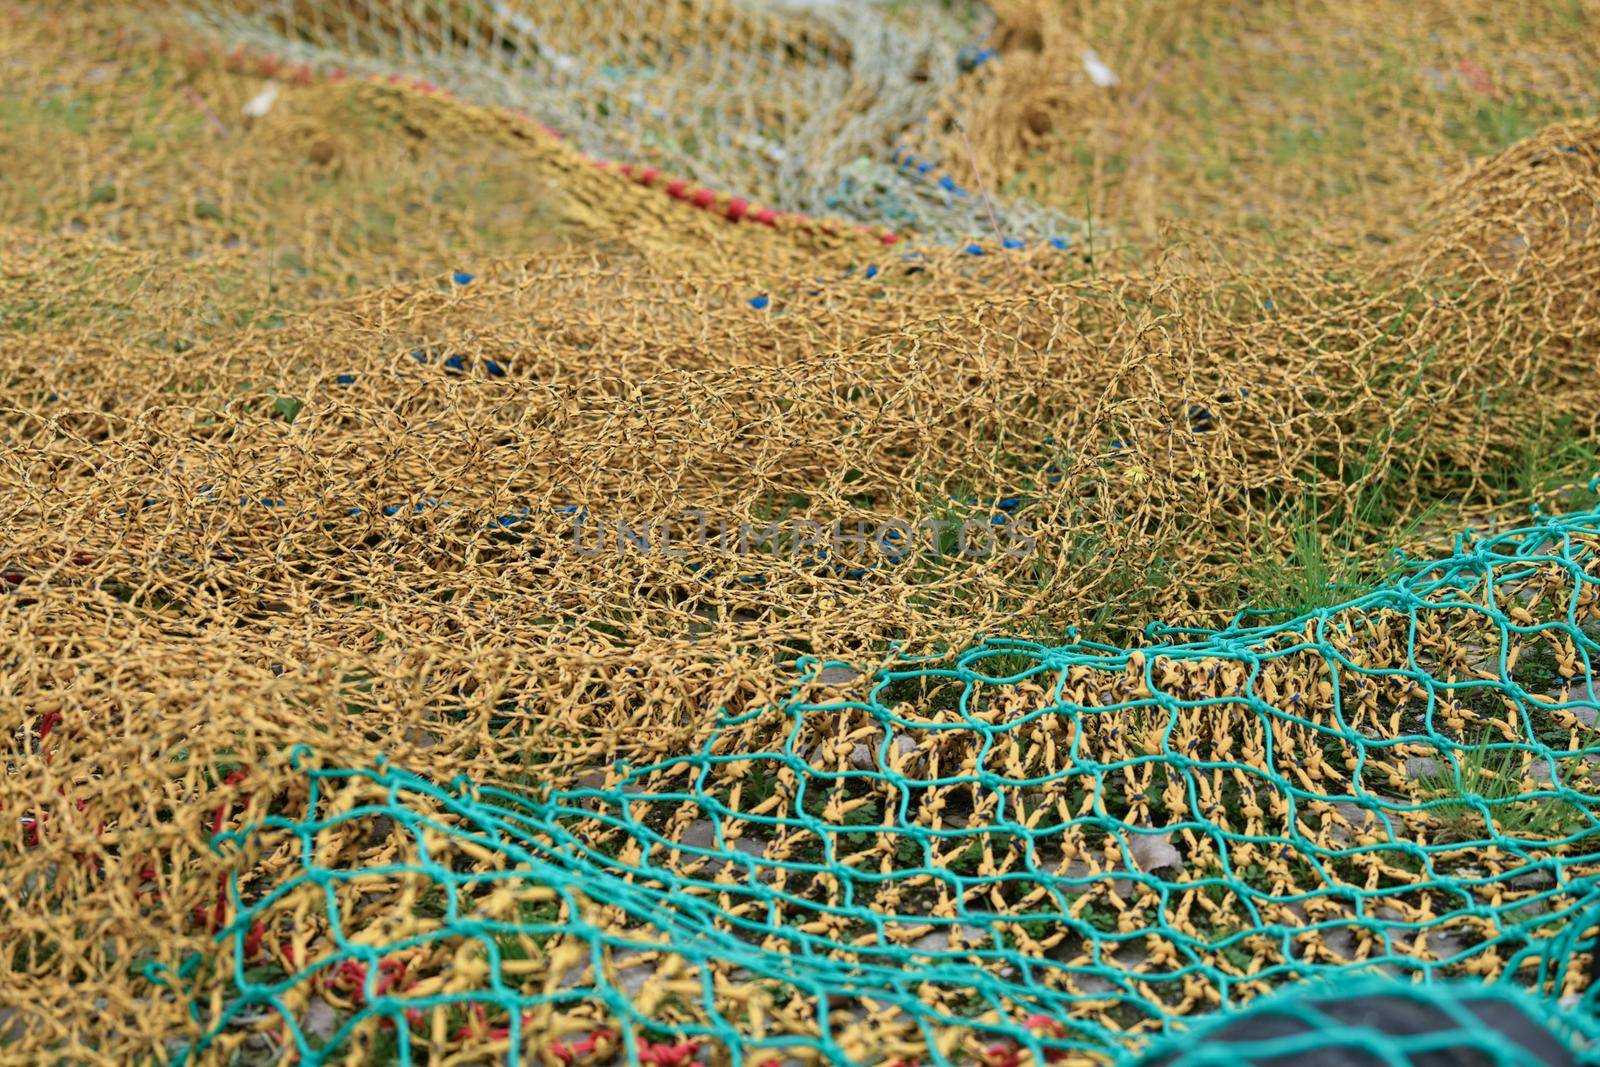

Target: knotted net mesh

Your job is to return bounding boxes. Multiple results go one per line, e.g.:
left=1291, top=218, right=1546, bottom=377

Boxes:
left=171, top=509, right=1600, bottom=1065
left=2, top=2, right=1600, bottom=1065
left=166, top=0, right=1082, bottom=243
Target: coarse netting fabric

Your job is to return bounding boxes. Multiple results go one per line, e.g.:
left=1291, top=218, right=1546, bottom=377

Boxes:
left=161, top=0, right=1084, bottom=243
left=2, top=2, right=1600, bottom=1065
left=171, top=510, right=1600, bottom=1064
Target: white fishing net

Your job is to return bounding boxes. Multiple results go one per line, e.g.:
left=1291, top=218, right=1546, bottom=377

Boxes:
left=173, top=0, right=1084, bottom=241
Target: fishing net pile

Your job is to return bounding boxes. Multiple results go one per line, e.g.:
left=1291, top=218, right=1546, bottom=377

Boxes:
left=165, top=0, right=1081, bottom=244
left=1, top=2, right=1599, bottom=1064
left=185, top=509, right=1600, bottom=1065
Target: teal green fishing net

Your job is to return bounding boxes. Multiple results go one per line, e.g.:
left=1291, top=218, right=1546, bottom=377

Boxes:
left=176, top=507, right=1600, bottom=1064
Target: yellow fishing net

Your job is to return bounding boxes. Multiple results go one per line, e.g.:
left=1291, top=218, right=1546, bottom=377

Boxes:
left=1, top=2, right=1598, bottom=1064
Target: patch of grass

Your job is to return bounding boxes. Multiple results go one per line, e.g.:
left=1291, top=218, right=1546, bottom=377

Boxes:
left=271, top=394, right=305, bottom=424
left=1509, top=639, right=1563, bottom=694
left=1417, top=731, right=1590, bottom=841
left=0, top=91, right=95, bottom=135
left=874, top=653, right=966, bottom=714
left=1240, top=491, right=1367, bottom=618
left=1239, top=473, right=1436, bottom=621
left=898, top=451, right=1167, bottom=645
left=1488, top=414, right=1600, bottom=510
left=357, top=1024, right=405, bottom=1066
left=1445, top=98, right=1543, bottom=152
left=488, top=897, right=564, bottom=959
